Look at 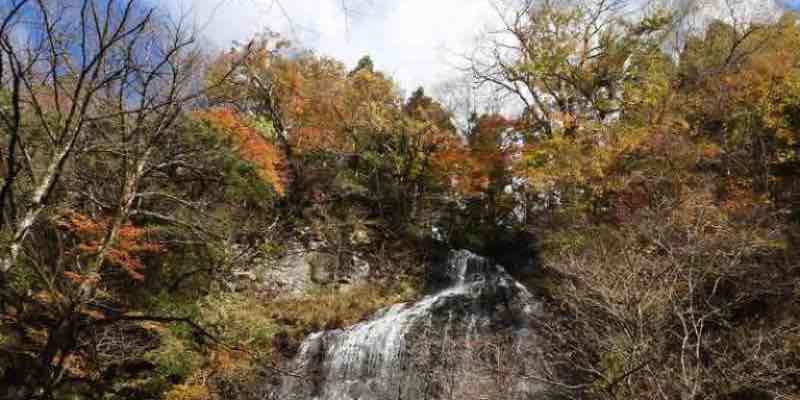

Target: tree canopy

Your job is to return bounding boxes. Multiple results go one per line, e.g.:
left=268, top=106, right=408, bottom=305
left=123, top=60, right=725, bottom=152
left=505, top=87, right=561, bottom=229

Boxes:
left=0, top=0, right=798, bottom=399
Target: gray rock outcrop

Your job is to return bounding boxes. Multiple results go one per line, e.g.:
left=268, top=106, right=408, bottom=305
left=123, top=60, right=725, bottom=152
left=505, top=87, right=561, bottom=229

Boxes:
left=269, top=250, right=549, bottom=400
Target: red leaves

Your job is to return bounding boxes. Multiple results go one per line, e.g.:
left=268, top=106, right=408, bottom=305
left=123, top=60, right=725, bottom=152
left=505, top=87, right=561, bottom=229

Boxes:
left=63, top=271, right=101, bottom=286
left=196, top=108, right=287, bottom=195
left=430, top=134, right=487, bottom=197
left=470, top=114, right=513, bottom=179
left=54, top=210, right=164, bottom=282
left=430, top=114, right=514, bottom=198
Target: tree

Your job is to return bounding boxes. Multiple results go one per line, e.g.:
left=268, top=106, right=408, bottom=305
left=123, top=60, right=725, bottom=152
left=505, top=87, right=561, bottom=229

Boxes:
left=350, top=55, right=375, bottom=76
left=0, top=0, right=157, bottom=273
left=195, top=108, right=287, bottom=195
left=473, top=0, right=671, bottom=136
left=466, top=114, right=515, bottom=223
left=404, top=87, right=457, bottom=133
left=0, top=1, right=240, bottom=397
left=513, top=8, right=800, bottom=399
left=678, top=13, right=800, bottom=195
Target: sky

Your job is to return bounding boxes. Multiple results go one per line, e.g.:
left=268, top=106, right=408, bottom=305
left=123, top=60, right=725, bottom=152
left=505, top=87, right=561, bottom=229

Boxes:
left=163, top=0, right=496, bottom=94
left=164, top=0, right=800, bottom=95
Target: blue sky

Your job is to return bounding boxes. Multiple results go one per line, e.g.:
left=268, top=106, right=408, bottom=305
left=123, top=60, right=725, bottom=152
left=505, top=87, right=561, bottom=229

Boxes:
left=783, top=0, right=800, bottom=9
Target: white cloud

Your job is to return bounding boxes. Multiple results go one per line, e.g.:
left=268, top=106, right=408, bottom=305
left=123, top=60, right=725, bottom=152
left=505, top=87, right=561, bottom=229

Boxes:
left=160, top=0, right=495, bottom=94
left=164, top=0, right=788, bottom=95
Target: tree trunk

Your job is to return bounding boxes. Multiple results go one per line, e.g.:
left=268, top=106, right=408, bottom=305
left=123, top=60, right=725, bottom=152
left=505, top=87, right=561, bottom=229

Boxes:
left=1, top=143, right=75, bottom=273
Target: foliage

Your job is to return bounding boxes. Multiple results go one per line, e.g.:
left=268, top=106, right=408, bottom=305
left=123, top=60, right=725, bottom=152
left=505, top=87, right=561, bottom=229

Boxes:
left=507, top=7, right=800, bottom=399
left=268, top=283, right=418, bottom=338
left=52, top=210, right=165, bottom=282
left=195, top=108, right=287, bottom=196
left=1, top=1, right=799, bottom=399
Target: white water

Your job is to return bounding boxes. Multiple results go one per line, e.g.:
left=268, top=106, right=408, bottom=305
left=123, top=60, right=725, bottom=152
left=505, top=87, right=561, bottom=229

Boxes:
left=275, top=250, right=540, bottom=400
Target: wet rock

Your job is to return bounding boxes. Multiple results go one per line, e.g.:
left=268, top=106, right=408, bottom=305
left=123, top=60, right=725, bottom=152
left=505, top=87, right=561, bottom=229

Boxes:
left=268, top=250, right=549, bottom=400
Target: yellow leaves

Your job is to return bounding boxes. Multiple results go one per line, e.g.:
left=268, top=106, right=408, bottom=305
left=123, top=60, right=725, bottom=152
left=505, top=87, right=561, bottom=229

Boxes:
left=164, top=384, right=211, bottom=400
left=342, top=70, right=400, bottom=135
left=623, top=59, right=672, bottom=117
left=269, top=284, right=417, bottom=335
left=701, top=35, right=800, bottom=162
left=267, top=56, right=400, bottom=157
left=519, top=129, right=617, bottom=193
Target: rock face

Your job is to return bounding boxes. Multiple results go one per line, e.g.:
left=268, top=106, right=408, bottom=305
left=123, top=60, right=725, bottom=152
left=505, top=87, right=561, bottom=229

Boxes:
left=269, top=250, right=546, bottom=400
left=257, top=243, right=371, bottom=299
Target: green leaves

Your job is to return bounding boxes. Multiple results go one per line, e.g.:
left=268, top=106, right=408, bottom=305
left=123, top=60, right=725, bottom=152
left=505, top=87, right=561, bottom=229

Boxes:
left=636, top=8, right=673, bottom=35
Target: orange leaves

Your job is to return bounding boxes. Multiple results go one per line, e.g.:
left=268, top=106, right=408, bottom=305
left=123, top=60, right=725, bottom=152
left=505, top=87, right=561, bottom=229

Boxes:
left=429, top=133, right=488, bottom=197
left=63, top=271, right=101, bottom=286
left=293, top=126, right=346, bottom=154
left=283, top=58, right=369, bottom=155
left=469, top=115, right=513, bottom=173
left=54, top=210, right=164, bottom=282
left=280, top=64, right=307, bottom=116
left=57, top=211, right=104, bottom=235
left=431, top=114, right=515, bottom=198
left=425, top=116, right=514, bottom=198
left=196, top=108, right=287, bottom=195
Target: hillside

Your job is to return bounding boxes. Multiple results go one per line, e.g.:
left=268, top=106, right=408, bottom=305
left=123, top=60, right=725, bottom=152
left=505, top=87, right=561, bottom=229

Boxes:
left=0, top=0, right=798, bottom=399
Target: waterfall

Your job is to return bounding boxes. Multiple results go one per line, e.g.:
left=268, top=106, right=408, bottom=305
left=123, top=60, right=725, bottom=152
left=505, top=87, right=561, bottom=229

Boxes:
left=271, top=250, right=544, bottom=400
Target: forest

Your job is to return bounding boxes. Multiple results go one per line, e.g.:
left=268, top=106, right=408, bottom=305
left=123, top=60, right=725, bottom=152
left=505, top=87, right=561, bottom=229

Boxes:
left=0, top=0, right=798, bottom=399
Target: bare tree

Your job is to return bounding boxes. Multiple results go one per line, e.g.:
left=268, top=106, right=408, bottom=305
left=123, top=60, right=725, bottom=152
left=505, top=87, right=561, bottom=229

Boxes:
left=0, top=1, right=247, bottom=397
left=0, top=0, right=161, bottom=274
left=470, top=0, right=669, bottom=136
left=0, top=1, right=32, bottom=231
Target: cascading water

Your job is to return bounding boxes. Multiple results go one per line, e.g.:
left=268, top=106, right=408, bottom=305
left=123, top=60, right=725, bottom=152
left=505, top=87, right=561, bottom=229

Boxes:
left=270, top=250, right=545, bottom=400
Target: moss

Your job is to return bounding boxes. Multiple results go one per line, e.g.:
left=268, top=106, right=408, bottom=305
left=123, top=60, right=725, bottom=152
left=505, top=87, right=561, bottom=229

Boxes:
left=140, top=291, right=202, bottom=323
left=143, top=280, right=421, bottom=399
left=268, top=283, right=418, bottom=338
left=593, top=336, right=633, bottom=392
left=149, top=333, right=201, bottom=379
left=200, top=294, right=278, bottom=355
left=163, top=383, right=212, bottom=400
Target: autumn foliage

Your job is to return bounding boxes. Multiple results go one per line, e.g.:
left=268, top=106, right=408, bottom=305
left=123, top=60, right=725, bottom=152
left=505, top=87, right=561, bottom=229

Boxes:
left=195, top=108, right=287, bottom=195
left=3, top=1, right=800, bottom=399
left=53, top=210, right=164, bottom=282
